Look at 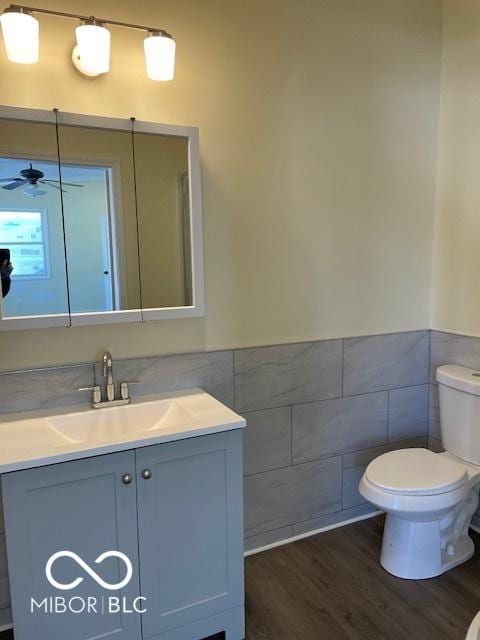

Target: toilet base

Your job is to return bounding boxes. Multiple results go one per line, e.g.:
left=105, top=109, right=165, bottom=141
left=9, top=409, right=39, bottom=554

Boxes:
left=380, top=514, right=475, bottom=579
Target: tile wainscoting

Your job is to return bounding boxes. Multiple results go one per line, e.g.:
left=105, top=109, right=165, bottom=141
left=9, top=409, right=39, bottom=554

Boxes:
left=0, top=329, right=435, bottom=627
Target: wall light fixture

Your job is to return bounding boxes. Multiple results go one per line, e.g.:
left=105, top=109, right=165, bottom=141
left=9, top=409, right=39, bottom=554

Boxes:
left=0, top=4, right=176, bottom=80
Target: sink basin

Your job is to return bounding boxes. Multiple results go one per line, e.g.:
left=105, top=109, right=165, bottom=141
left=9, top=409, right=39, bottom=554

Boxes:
left=46, top=399, right=197, bottom=444
left=0, top=388, right=246, bottom=473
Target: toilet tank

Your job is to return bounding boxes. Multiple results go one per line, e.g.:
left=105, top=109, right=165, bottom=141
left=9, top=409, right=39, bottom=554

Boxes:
left=436, top=364, right=480, bottom=465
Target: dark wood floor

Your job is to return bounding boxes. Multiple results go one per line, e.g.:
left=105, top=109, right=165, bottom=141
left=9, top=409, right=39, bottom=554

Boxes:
left=245, top=516, right=480, bottom=640
left=1, top=516, right=479, bottom=640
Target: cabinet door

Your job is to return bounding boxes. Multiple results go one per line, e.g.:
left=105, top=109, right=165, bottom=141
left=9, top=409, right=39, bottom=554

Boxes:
left=136, top=430, right=244, bottom=638
left=2, top=452, right=142, bottom=640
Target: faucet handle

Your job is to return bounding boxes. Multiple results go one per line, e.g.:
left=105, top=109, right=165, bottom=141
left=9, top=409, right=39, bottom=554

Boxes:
left=78, top=385, right=102, bottom=404
left=120, top=380, right=142, bottom=400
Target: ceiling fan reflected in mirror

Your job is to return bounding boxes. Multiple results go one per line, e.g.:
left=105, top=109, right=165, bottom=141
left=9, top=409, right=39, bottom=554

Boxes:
left=0, top=163, right=84, bottom=197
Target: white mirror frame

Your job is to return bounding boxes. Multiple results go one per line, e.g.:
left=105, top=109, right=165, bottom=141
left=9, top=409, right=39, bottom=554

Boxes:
left=0, top=105, right=205, bottom=330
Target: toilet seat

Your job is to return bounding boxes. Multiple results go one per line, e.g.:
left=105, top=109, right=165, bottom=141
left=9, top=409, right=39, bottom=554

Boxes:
left=365, top=448, right=468, bottom=496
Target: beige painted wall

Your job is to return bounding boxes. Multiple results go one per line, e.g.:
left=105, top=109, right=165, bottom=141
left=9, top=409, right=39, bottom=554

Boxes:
left=431, top=0, right=480, bottom=335
left=0, top=0, right=443, bottom=370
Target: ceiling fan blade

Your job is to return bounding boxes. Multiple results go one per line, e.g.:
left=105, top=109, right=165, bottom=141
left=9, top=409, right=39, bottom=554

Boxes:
left=2, top=180, right=27, bottom=190
left=43, top=183, right=67, bottom=193
left=41, top=180, right=84, bottom=187
left=0, top=178, right=20, bottom=182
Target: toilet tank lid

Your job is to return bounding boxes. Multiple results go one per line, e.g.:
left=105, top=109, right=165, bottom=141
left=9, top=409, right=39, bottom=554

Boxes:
left=436, top=364, right=480, bottom=395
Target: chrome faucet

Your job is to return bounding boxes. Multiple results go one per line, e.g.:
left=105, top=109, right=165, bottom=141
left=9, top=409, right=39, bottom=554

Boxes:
left=79, top=351, right=141, bottom=408
left=103, top=351, right=115, bottom=402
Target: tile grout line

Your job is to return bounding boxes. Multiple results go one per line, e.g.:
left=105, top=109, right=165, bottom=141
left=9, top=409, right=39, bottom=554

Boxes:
left=0, top=329, right=432, bottom=376
left=0, top=329, right=431, bottom=378
left=245, top=500, right=356, bottom=540
left=244, top=505, right=377, bottom=543
left=340, top=450, right=344, bottom=510
left=243, top=434, right=427, bottom=478
left=238, top=382, right=429, bottom=416
left=341, top=338, right=345, bottom=398
left=427, top=330, right=432, bottom=445
left=386, top=388, right=391, bottom=443
left=290, top=405, right=293, bottom=466
left=232, top=350, right=237, bottom=411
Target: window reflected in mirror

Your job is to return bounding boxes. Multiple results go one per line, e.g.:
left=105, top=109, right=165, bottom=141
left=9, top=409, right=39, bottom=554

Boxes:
left=0, top=118, right=69, bottom=319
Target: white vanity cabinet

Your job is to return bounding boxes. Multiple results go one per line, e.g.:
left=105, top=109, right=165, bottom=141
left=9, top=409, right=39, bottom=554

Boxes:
left=1, top=430, right=245, bottom=640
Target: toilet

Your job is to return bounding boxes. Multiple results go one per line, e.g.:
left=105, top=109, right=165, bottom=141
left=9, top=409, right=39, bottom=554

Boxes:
left=359, top=364, right=480, bottom=579
left=467, top=612, right=480, bottom=640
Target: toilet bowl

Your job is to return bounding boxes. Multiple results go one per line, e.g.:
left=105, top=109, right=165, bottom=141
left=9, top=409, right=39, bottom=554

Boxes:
left=360, top=448, right=479, bottom=578
left=467, top=612, right=480, bottom=640
left=359, top=364, right=480, bottom=579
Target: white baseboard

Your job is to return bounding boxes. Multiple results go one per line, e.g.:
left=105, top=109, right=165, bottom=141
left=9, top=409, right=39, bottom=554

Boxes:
left=245, top=510, right=383, bottom=557
left=245, top=513, right=480, bottom=558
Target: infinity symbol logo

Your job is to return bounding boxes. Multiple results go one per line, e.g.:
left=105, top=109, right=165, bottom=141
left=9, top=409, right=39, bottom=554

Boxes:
left=46, top=551, right=133, bottom=591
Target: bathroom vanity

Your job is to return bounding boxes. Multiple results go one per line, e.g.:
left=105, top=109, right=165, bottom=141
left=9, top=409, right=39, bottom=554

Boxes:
left=0, top=389, right=246, bottom=640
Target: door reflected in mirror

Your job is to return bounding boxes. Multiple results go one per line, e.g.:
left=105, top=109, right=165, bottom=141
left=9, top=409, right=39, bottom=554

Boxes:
left=57, top=121, right=141, bottom=314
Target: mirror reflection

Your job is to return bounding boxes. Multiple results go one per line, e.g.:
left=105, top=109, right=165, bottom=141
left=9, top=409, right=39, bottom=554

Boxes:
left=133, top=132, right=192, bottom=308
left=0, top=110, right=199, bottom=327
left=0, top=118, right=69, bottom=319
left=57, top=122, right=141, bottom=314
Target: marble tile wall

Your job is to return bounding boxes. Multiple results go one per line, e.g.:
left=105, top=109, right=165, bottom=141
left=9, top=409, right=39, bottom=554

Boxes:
left=0, top=330, right=431, bottom=625
left=239, top=331, right=430, bottom=548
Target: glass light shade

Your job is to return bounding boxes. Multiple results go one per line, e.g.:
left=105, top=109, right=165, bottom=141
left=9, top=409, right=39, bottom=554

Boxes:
left=75, top=22, right=110, bottom=75
left=22, top=184, right=47, bottom=197
left=144, top=33, right=175, bottom=81
left=0, top=10, right=39, bottom=64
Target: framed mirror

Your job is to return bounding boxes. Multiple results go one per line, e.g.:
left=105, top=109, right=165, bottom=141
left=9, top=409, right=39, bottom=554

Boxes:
left=0, top=106, right=204, bottom=330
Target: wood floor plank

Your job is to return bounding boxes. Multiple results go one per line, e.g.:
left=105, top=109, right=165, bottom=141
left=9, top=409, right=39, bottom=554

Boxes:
left=245, top=516, right=480, bottom=640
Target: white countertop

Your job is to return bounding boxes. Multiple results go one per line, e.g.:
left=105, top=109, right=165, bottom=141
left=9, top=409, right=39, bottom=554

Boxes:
left=0, top=388, right=246, bottom=474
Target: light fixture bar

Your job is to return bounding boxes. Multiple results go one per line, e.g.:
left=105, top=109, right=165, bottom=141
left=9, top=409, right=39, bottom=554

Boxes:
left=6, top=4, right=173, bottom=38
left=2, top=4, right=176, bottom=81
